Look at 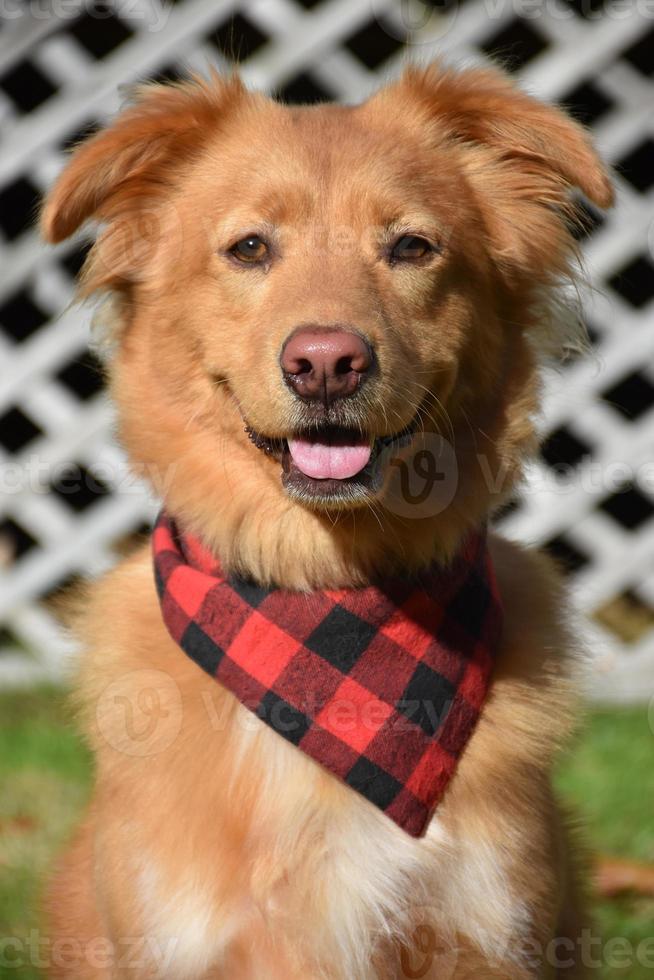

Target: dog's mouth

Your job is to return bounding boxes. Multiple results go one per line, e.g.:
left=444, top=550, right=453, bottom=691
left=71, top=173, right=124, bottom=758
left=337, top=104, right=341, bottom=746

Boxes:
left=245, top=422, right=414, bottom=506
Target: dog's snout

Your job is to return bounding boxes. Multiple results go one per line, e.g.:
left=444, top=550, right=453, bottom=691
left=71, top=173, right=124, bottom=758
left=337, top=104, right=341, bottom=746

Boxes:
left=281, top=327, right=374, bottom=403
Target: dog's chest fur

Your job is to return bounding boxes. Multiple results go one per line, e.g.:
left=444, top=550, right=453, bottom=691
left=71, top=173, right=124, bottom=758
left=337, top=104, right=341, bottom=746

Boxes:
left=127, top=706, right=529, bottom=979
left=79, top=537, right=571, bottom=978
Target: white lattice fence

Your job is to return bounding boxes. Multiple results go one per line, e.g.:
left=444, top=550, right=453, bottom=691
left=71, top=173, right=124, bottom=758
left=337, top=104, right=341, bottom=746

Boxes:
left=0, top=0, right=653, bottom=697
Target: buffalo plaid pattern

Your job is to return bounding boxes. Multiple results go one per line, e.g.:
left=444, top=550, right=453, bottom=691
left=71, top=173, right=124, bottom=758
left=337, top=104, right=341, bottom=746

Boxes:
left=153, top=512, right=503, bottom=837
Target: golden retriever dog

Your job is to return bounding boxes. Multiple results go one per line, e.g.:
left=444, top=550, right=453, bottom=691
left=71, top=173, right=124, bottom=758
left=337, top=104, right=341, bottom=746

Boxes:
left=41, top=60, right=612, bottom=979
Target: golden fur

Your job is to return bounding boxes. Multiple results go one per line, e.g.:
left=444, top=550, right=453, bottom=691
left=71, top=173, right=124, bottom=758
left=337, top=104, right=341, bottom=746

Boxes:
left=41, top=61, right=612, bottom=978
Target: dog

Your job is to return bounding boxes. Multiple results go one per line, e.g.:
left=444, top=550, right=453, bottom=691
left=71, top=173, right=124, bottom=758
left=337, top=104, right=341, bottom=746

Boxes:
left=41, top=60, right=612, bottom=979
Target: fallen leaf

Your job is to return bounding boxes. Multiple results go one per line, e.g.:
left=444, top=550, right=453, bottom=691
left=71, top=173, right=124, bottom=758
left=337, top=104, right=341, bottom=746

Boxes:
left=596, top=855, right=654, bottom=898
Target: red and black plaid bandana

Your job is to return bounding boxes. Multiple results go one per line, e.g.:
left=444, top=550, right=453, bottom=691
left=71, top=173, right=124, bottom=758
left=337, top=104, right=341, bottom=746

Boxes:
left=153, top=512, right=503, bottom=837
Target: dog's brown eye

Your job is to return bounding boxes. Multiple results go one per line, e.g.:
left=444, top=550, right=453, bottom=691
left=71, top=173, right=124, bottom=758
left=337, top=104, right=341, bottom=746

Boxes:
left=230, top=235, right=269, bottom=263
left=390, top=235, right=433, bottom=262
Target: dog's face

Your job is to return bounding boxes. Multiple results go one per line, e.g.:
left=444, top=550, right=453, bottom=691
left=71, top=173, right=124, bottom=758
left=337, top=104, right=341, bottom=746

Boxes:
left=121, top=96, right=490, bottom=510
left=43, top=67, right=611, bottom=527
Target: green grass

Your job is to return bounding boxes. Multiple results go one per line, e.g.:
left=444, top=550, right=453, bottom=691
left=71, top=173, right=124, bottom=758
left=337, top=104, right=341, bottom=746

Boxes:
left=0, top=689, right=92, bottom=980
left=555, top=707, right=654, bottom=978
left=0, top=691, right=652, bottom=978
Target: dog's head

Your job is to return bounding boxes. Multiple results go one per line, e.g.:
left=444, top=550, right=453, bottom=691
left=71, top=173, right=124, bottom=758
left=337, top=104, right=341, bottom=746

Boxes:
left=42, top=65, right=611, bottom=575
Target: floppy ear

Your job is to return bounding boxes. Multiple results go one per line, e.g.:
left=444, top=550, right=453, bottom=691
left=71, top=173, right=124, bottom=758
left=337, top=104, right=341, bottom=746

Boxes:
left=41, top=71, right=244, bottom=244
left=379, top=63, right=613, bottom=275
left=399, top=63, right=613, bottom=208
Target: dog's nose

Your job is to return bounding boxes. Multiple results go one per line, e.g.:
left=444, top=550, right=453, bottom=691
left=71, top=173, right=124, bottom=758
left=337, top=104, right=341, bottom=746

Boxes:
left=281, top=327, right=373, bottom=403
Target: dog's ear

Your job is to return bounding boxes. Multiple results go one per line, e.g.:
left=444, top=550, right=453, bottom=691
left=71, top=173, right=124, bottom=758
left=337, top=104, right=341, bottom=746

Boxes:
left=395, top=63, right=613, bottom=208
left=41, top=72, right=243, bottom=244
left=378, top=63, right=613, bottom=275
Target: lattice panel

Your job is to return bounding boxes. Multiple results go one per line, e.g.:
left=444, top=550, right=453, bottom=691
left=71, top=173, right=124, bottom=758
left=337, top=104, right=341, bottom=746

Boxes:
left=0, top=0, right=653, bottom=698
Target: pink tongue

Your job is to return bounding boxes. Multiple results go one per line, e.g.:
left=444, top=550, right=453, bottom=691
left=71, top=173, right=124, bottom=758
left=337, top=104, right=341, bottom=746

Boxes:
left=288, top=435, right=372, bottom=480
